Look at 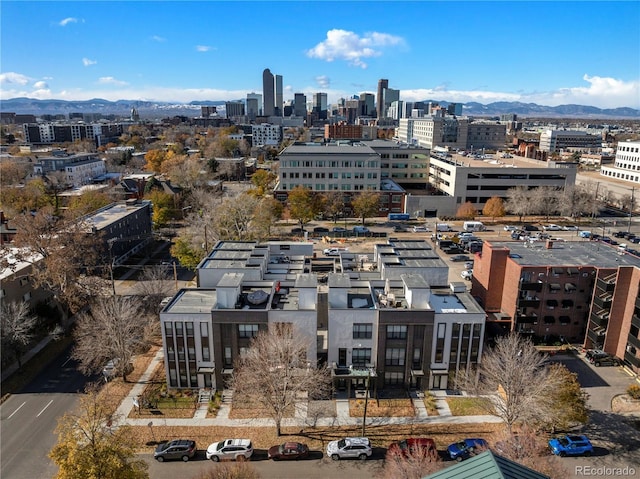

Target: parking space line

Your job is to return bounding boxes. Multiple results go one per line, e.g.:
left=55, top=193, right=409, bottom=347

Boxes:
left=7, top=401, right=26, bottom=419
left=36, top=400, right=53, bottom=417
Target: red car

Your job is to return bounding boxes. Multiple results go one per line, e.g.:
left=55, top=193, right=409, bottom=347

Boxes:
left=268, top=442, right=309, bottom=460
left=388, top=438, right=437, bottom=460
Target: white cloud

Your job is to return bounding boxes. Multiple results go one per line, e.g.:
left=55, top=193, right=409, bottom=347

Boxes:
left=315, top=75, right=330, bottom=88
left=0, top=72, right=30, bottom=85
left=97, top=77, right=129, bottom=86
left=33, top=81, right=49, bottom=89
left=151, top=35, right=166, bottom=43
left=195, top=45, right=212, bottom=52
left=82, top=58, right=97, bottom=67
left=58, top=17, right=78, bottom=26
left=307, top=29, right=405, bottom=68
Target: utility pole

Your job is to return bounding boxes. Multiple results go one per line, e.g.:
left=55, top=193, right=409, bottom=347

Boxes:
left=628, top=187, right=635, bottom=234
left=361, top=369, right=370, bottom=437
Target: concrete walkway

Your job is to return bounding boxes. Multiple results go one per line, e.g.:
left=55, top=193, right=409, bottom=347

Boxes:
left=114, top=347, right=503, bottom=428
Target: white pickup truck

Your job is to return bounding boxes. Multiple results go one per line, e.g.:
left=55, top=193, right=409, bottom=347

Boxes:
left=323, top=247, right=348, bottom=256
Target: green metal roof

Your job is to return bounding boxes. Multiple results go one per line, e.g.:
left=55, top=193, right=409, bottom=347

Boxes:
left=422, top=451, right=550, bottom=479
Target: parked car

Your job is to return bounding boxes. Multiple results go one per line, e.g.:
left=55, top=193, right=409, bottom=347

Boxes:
left=447, top=438, right=488, bottom=461
left=543, top=224, right=561, bottom=231
left=548, top=435, right=593, bottom=457
left=465, top=261, right=474, bottom=269
left=323, top=247, right=348, bottom=256
left=353, top=226, right=370, bottom=234
left=154, top=439, right=197, bottom=462
left=522, top=225, right=540, bottom=232
left=503, top=225, right=518, bottom=231
left=387, top=438, right=437, bottom=459
left=589, top=352, right=619, bottom=366
left=332, top=226, right=347, bottom=233
left=412, top=226, right=429, bottom=233
left=461, top=269, right=473, bottom=280
left=451, top=254, right=471, bottom=262
left=563, top=225, right=579, bottom=231
left=579, top=230, right=592, bottom=238
left=206, top=439, right=253, bottom=462
left=444, top=246, right=463, bottom=255
left=291, top=227, right=305, bottom=234
left=393, top=224, right=408, bottom=232
left=614, top=231, right=627, bottom=238
left=313, top=226, right=329, bottom=233
left=326, top=437, right=372, bottom=460
left=585, top=349, right=606, bottom=361
left=268, top=442, right=309, bottom=460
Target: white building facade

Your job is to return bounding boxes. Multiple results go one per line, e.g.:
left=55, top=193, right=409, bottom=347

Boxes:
left=600, top=140, right=640, bottom=184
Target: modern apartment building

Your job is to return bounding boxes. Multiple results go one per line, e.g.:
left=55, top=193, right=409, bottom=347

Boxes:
left=82, top=200, right=153, bottom=265
left=600, top=140, right=640, bottom=184
left=251, top=123, right=282, bottom=147
left=33, top=153, right=107, bottom=187
left=538, top=129, right=602, bottom=154
left=471, top=240, right=640, bottom=374
left=159, top=239, right=486, bottom=392
left=365, top=139, right=430, bottom=189
left=397, top=115, right=506, bottom=151
left=23, top=121, right=128, bottom=145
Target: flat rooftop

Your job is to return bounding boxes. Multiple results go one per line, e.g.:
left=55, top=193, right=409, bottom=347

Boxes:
left=438, top=153, right=575, bottom=170
left=490, top=240, right=640, bottom=268
left=84, top=202, right=149, bottom=231
left=164, top=289, right=218, bottom=314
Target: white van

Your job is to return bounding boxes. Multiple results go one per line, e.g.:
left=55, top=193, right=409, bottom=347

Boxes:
left=436, top=223, right=452, bottom=232
left=463, top=221, right=485, bottom=232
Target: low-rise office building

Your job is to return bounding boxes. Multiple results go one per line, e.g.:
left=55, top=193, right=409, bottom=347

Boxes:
left=160, top=239, right=486, bottom=392
left=600, top=140, right=640, bottom=184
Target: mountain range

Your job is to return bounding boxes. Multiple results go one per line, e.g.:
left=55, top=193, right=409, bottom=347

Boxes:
left=1, top=97, right=639, bottom=119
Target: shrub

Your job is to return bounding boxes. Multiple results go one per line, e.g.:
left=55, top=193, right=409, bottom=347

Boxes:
left=627, top=385, right=640, bottom=400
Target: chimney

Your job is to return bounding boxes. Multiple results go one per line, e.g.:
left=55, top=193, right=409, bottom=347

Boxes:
left=546, top=240, right=554, bottom=249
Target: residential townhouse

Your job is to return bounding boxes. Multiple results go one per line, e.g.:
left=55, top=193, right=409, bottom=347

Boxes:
left=160, top=239, right=486, bottom=393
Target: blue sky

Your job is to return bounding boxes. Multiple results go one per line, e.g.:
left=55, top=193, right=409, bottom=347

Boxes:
left=1, top=1, right=639, bottom=109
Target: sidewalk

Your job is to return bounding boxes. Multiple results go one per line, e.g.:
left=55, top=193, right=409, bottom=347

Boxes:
left=115, top=348, right=503, bottom=428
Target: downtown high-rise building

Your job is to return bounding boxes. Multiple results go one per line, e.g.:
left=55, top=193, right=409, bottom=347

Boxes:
left=293, top=93, right=307, bottom=117
left=312, top=92, right=328, bottom=120
left=376, top=79, right=388, bottom=118
left=263, top=69, right=275, bottom=116
left=275, top=75, right=283, bottom=117
left=246, top=92, right=262, bottom=119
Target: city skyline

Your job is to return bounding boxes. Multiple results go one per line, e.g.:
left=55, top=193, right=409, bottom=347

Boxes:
left=1, top=1, right=639, bottom=110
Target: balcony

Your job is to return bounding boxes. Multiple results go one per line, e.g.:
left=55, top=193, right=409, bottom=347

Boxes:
left=518, top=296, right=541, bottom=308
left=594, top=294, right=613, bottom=310
left=597, top=277, right=616, bottom=293
left=521, top=282, right=543, bottom=292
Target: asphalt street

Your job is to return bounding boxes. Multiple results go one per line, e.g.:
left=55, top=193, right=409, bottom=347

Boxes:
left=0, top=344, right=92, bottom=479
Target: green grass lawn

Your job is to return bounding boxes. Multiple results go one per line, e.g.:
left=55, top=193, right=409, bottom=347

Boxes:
left=446, top=396, right=495, bottom=416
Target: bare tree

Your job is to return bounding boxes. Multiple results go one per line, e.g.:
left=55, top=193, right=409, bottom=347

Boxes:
left=230, top=323, right=331, bottom=436
left=531, top=186, right=561, bottom=220
left=131, top=265, right=175, bottom=314
left=457, top=333, right=563, bottom=433
left=322, top=191, right=345, bottom=223
left=492, top=427, right=567, bottom=479
left=380, top=446, right=445, bottom=479
left=1, top=301, right=38, bottom=369
left=558, top=185, right=594, bottom=221
left=73, top=295, right=154, bottom=381
left=505, top=185, right=531, bottom=222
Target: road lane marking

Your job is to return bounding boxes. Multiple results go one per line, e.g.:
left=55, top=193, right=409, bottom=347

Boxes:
left=61, top=357, right=72, bottom=367
left=7, top=401, right=26, bottom=419
left=36, top=400, right=53, bottom=417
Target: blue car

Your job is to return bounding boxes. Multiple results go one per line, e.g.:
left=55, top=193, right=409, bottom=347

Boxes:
left=447, top=438, right=488, bottom=461
left=548, top=435, right=593, bottom=457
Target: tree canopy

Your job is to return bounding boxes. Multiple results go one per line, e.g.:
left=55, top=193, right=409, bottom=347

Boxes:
left=351, top=191, right=380, bottom=225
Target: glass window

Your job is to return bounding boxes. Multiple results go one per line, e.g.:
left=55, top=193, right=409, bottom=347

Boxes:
left=353, top=323, right=372, bottom=339
left=385, top=348, right=405, bottom=366
left=352, top=348, right=371, bottom=366
left=387, top=325, right=407, bottom=339
left=239, top=324, right=259, bottom=338
left=200, top=322, right=208, bottom=337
